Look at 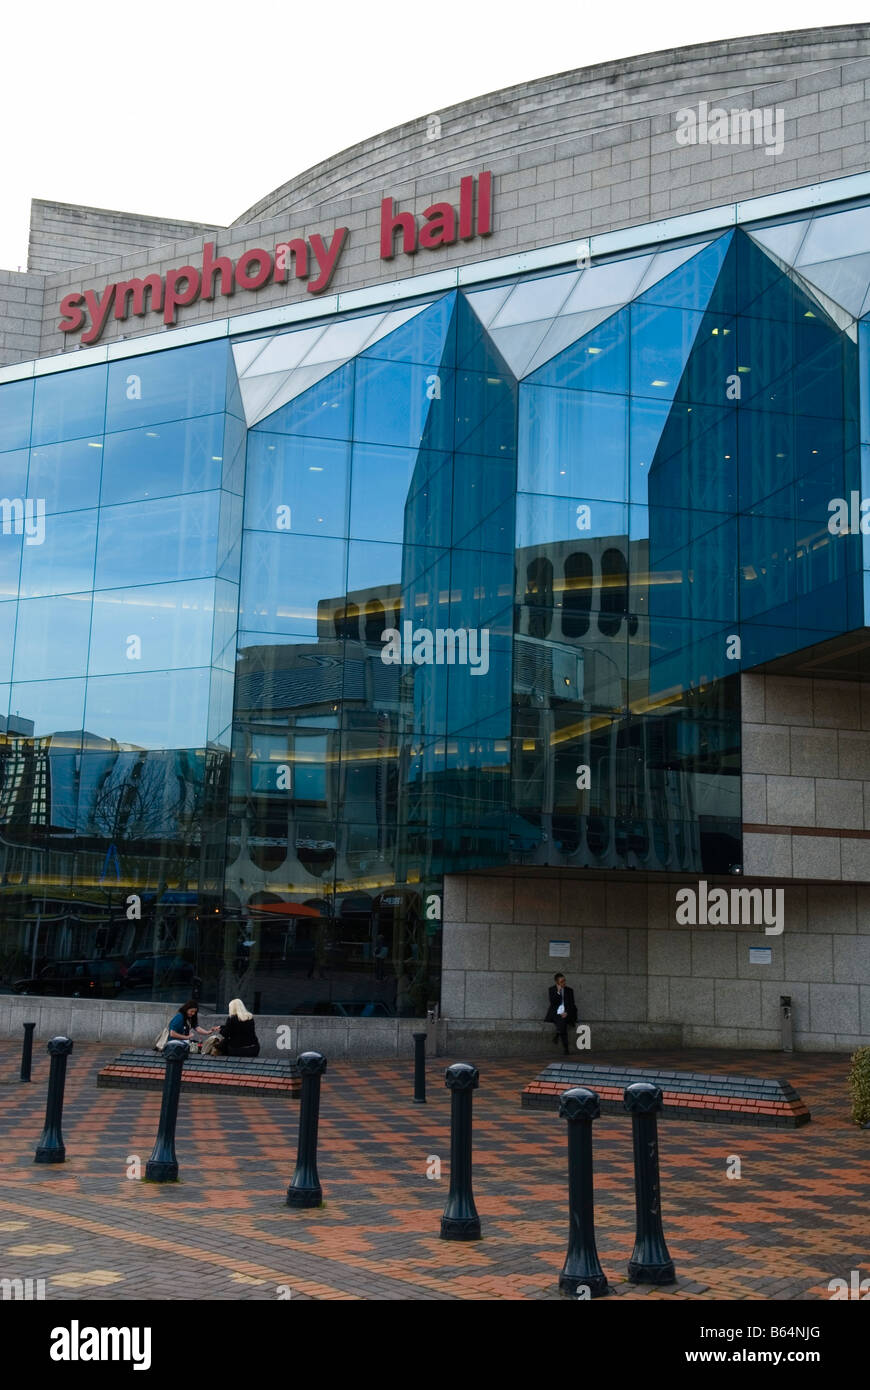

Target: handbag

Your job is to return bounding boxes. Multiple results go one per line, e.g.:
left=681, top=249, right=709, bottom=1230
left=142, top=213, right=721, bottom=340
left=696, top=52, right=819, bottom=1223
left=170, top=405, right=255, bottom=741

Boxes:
left=154, top=1025, right=170, bottom=1053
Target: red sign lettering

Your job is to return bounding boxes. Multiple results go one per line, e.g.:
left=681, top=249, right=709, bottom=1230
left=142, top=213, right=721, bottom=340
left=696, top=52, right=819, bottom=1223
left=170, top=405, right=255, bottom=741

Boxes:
left=58, top=172, right=493, bottom=344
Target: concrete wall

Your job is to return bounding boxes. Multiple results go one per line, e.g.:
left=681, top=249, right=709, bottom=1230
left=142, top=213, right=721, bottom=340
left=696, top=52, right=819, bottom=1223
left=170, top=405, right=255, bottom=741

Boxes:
left=0, top=269, right=43, bottom=366
left=0, top=24, right=868, bottom=362
left=440, top=871, right=870, bottom=1053
left=237, top=26, right=870, bottom=225
left=742, top=673, right=870, bottom=881
left=27, top=201, right=219, bottom=276
left=0, top=993, right=435, bottom=1059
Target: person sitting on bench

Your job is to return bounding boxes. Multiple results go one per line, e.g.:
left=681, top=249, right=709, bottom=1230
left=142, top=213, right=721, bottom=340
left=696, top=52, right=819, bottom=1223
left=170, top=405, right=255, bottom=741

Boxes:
left=202, top=998, right=260, bottom=1057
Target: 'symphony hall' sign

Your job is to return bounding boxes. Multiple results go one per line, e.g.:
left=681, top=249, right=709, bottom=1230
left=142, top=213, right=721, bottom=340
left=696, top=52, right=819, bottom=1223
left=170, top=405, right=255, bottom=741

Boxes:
left=58, top=171, right=493, bottom=346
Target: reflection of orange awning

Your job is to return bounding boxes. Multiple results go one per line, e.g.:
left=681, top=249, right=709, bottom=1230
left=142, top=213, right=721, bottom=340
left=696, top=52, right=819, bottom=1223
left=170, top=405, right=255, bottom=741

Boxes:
left=248, top=903, right=322, bottom=918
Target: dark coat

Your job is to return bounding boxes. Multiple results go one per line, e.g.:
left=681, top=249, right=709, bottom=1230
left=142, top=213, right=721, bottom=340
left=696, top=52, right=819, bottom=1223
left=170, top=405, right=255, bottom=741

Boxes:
left=545, top=983, right=577, bottom=1026
left=219, top=1014, right=260, bottom=1057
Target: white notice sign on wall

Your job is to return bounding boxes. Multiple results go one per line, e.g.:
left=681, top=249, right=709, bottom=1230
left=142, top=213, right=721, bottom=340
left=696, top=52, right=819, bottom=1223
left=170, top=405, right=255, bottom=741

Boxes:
left=549, top=940, right=570, bottom=957
left=749, top=947, right=772, bottom=965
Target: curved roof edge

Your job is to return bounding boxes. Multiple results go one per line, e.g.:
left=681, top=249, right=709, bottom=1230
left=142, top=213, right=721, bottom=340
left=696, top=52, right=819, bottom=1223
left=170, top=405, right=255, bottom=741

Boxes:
left=233, top=24, right=870, bottom=226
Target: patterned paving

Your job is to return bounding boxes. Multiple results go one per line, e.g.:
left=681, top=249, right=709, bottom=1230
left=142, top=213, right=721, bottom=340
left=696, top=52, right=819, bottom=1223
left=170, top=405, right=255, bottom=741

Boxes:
left=0, top=1042, right=867, bottom=1300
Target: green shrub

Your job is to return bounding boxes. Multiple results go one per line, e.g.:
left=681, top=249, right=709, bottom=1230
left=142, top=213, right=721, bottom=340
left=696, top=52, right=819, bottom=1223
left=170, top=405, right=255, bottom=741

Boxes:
left=848, top=1046, right=870, bottom=1127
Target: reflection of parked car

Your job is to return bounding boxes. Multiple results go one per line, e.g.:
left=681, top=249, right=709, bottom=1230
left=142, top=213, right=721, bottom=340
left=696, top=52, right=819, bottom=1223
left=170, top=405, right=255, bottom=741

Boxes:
left=289, top=999, right=394, bottom=1017
left=123, top=955, right=196, bottom=990
left=13, top=959, right=123, bottom=998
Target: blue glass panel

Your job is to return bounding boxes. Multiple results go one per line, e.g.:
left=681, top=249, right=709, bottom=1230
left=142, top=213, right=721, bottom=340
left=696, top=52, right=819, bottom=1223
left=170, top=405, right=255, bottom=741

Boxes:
left=353, top=357, right=453, bottom=451
left=739, top=512, right=795, bottom=620
left=636, top=235, right=732, bottom=311
left=255, top=361, right=354, bottom=440
left=0, top=380, right=34, bottom=453
left=737, top=409, right=793, bottom=507
left=440, top=634, right=512, bottom=740
left=105, top=340, right=229, bottom=432
left=452, top=496, right=515, bottom=558
left=84, top=668, right=211, bottom=749
left=638, top=401, right=737, bottom=513
left=0, top=526, right=22, bottom=601
left=208, top=668, right=234, bottom=745
left=360, top=295, right=454, bottom=366
left=28, top=437, right=103, bottom=515
left=527, top=308, right=629, bottom=393
left=443, top=546, right=508, bottom=634
left=32, top=365, right=107, bottom=446
left=88, top=580, right=216, bottom=676
left=794, top=334, right=849, bottom=421
left=517, top=492, right=628, bottom=550
left=652, top=514, right=738, bottom=623
left=350, top=444, right=448, bottom=545
left=94, top=492, right=221, bottom=590
left=675, top=314, right=738, bottom=407
left=454, top=371, right=515, bottom=458
left=518, top=386, right=627, bottom=501
left=861, top=322, right=870, bottom=443
left=217, top=491, right=244, bottom=581
left=100, top=415, right=226, bottom=506
left=19, top=509, right=97, bottom=597
left=402, top=451, right=453, bottom=551
left=244, top=437, right=348, bottom=548
left=226, top=348, right=245, bottom=423
left=629, top=303, right=706, bottom=402
left=9, top=678, right=86, bottom=739
left=0, top=449, right=28, bottom=498
left=792, top=577, right=849, bottom=640
left=12, top=594, right=92, bottom=681
left=346, top=538, right=440, bottom=597
left=0, top=602, right=15, bottom=683
left=736, top=233, right=789, bottom=315
left=455, top=292, right=515, bottom=376
left=452, top=453, right=515, bottom=548
left=221, top=413, right=247, bottom=497
left=239, top=532, right=347, bottom=637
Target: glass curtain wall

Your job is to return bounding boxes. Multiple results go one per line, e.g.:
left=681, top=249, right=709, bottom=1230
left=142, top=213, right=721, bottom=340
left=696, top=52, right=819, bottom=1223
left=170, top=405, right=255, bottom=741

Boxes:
left=0, top=201, right=866, bottom=1012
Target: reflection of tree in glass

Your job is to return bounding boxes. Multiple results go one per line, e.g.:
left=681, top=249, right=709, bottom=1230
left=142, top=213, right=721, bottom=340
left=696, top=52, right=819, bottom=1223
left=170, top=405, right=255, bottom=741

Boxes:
left=88, top=753, right=197, bottom=845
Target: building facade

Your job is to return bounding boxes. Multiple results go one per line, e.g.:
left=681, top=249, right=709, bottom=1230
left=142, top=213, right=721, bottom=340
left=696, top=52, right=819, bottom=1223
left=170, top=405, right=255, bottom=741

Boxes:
left=2, top=25, right=870, bottom=1053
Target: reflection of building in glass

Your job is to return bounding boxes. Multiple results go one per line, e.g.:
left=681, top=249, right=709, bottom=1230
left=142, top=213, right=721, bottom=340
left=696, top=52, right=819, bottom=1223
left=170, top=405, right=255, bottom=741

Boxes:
left=4, top=30, right=870, bottom=1048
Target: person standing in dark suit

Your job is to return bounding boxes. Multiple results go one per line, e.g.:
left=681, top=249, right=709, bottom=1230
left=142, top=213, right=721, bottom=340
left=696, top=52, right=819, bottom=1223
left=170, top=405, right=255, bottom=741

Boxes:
left=545, top=973, right=577, bottom=1054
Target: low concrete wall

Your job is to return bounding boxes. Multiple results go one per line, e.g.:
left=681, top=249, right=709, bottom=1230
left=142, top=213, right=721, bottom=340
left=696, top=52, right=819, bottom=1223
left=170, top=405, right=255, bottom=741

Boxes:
left=0, top=994, right=697, bottom=1059
left=0, top=995, right=436, bottom=1060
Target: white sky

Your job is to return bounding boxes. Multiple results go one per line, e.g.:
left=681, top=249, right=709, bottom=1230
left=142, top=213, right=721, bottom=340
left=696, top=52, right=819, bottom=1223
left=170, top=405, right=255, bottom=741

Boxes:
left=1, top=1, right=866, bottom=272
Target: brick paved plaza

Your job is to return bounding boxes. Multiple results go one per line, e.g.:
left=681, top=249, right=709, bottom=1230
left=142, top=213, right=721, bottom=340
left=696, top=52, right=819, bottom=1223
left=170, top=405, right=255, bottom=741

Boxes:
left=0, top=1041, right=867, bottom=1302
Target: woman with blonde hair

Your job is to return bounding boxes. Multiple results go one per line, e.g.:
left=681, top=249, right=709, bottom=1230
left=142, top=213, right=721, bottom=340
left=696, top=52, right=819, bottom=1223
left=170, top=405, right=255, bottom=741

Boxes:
left=202, top=997, right=260, bottom=1057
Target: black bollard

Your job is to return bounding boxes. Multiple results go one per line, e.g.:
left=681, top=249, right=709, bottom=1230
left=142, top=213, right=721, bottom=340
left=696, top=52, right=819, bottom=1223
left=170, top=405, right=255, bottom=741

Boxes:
left=286, top=1051, right=327, bottom=1208
left=624, top=1081, right=676, bottom=1284
left=558, top=1087, right=609, bottom=1297
left=412, top=1031, right=427, bottom=1104
left=20, top=1021, right=36, bottom=1083
left=440, top=1062, right=480, bottom=1240
left=145, top=1040, right=188, bottom=1182
left=34, top=1037, right=73, bottom=1164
